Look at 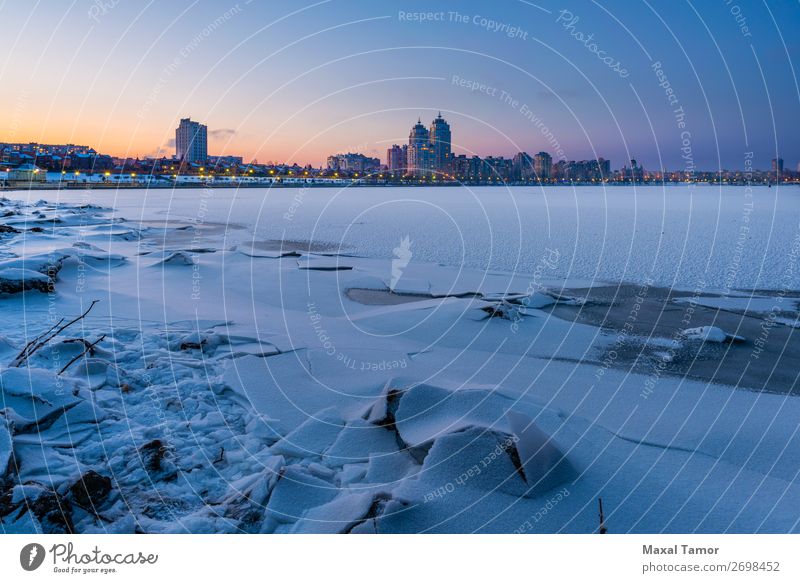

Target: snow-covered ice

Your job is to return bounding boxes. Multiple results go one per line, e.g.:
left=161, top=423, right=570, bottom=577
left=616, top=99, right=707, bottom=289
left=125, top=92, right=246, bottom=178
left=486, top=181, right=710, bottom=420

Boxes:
left=0, top=186, right=798, bottom=534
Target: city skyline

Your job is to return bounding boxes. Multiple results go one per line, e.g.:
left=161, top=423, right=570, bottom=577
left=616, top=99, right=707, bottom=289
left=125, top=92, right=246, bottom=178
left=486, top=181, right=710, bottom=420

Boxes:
left=3, top=106, right=799, bottom=174
left=3, top=128, right=792, bottom=187
left=0, top=1, right=798, bottom=169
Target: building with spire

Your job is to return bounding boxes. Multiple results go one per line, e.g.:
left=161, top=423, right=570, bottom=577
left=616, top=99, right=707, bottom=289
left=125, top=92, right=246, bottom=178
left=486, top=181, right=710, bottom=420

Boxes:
left=407, top=119, right=434, bottom=178
left=429, top=112, right=452, bottom=174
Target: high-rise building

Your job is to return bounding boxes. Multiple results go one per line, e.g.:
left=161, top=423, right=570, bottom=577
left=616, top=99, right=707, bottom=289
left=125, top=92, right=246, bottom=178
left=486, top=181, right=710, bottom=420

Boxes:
left=429, top=113, right=452, bottom=174
left=176, top=118, right=207, bottom=164
left=533, top=152, right=552, bottom=180
left=482, top=156, right=513, bottom=182
left=407, top=119, right=433, bottom=177
left=626, top=159, right=644, bottom=182
left=450, top=154, right=482, bottom=182
left=552, top=160, right=567, bottom=180
left=387, top=144, right=407, bottom=174
left=772, top=158, right=784, bottom=179
left=597, top=157, right=611, bottom=179
left=417, top=143, right=436, bottom=178
left=512, top=152, right=533, bottom=181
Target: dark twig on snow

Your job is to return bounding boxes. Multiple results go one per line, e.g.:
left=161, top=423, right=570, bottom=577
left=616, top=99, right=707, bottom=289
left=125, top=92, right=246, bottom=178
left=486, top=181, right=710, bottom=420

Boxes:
left=62, top=338, right=98, bottom=352
left=12, top=318, right=65, bottom=366
left=213, top=447, right=225, bottom=465
left=11, top=300, right=100, bottom=367
left=598, top=497, right=608, bottom=534
left=58, top=334, right=106, bottom=375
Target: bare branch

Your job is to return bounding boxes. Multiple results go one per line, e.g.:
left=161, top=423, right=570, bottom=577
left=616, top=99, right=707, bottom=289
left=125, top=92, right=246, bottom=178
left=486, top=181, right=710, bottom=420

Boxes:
left=11, top=317, right=65, bottom=366
left=62, top=338, right=98, bottom=353
left=12, top=300, right=100, bottom=367
left=58, top=334, right=106, bottom=375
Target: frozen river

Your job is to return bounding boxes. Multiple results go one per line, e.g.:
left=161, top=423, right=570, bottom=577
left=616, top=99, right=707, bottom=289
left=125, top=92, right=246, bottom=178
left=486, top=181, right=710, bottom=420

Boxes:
left=2, top=186, right=799, bottom=534
left=6, top=184, right=800, bottom=291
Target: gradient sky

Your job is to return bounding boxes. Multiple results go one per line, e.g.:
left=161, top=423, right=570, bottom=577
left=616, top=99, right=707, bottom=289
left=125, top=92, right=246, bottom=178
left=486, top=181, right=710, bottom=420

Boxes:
left=1, top=0, right=798, bottom=169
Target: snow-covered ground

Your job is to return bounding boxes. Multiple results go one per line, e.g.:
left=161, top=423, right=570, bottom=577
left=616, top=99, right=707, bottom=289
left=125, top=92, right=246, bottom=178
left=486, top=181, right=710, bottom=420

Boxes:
left=0, top=186, right=798, bottom=534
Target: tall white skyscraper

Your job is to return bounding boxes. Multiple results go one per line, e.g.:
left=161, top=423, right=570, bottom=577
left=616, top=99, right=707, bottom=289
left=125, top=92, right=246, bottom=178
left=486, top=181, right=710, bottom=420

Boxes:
left=176, top=118, right=208, bottom=164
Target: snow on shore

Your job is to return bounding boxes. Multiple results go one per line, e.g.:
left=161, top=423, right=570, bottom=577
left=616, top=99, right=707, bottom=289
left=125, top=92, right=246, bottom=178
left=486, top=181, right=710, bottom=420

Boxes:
left=0, top=192, right=799, bottom=534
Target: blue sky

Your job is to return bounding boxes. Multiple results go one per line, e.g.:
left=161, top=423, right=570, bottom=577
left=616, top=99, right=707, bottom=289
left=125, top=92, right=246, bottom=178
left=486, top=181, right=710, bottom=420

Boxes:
left=1, top=0, right=798, bottom=169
